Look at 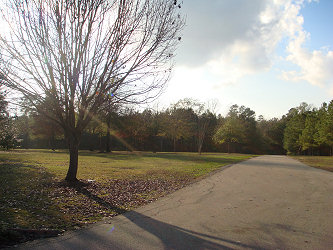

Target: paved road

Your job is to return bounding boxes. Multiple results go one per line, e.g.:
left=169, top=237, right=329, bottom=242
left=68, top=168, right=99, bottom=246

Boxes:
left=15, top=156, right=333, bottom=249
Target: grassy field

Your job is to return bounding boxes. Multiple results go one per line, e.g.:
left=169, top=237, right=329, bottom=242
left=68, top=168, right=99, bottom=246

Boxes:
left=0, top=149, right=253, bottom=247
left=293, top=155, right=333, bottom=172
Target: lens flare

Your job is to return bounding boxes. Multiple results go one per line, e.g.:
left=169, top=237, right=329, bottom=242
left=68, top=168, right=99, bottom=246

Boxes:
left=108, top=224, right=115, bottom=233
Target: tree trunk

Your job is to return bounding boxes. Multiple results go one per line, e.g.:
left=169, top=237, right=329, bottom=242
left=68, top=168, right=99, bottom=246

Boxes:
left=227, top=142, right=230, bottom=154
left=198, top=133, right=203, bottom=155
left=50, top=133, right=55, bottom=151
left=152, top=136, right=157, bottom=153
left=173, top=138, right=176, bottom=152
left=198, top=120, right=208, bottom=155
left=105, top=115, right=111, bottom=153
left=65, top=133, right=80, bottom=182
left=198, top=144, right=202, bottom=155
left=99, top=134, right=103, bottom=152
left=106, top=130, right=111, bottom=152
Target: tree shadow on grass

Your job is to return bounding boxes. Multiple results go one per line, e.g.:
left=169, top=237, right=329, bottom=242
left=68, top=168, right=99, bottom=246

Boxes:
left=146, top=153, right=247, bottom=165
left=0, top=161, right=70, bottom=248
left=76, top=151, right=249, bottom=167
left=71, top=182, right=262, bottom=250
left=78, top=151, right=142, bottom=161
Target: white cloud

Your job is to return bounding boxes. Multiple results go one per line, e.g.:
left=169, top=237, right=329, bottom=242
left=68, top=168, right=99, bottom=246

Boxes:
left=205, top=40, right=271, bottom=85
left=176, top=0, right=333, bottom=91
left=177, top=0, right=284, bottom=84
left=177, top=0, right=267, bottom=67
left=283, top=46, right=333, bottom=87
left=282, top=9, right=333, bottom=89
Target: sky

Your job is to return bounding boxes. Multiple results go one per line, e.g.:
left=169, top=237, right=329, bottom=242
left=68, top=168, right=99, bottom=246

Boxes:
left=1, top=0, right=332, bottom=119
left=153, top=0, right=333, bottom=119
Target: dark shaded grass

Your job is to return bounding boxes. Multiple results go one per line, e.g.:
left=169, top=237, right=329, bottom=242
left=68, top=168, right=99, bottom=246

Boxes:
left=0, top=162, right=73, bottom=247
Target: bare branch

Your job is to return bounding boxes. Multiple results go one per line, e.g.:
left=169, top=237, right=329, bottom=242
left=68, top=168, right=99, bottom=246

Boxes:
left=0, top=0, right=184, bottom=180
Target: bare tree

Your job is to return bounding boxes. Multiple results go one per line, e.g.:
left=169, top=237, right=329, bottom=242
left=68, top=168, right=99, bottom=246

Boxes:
left=197, top=99, right=218, bottom=154
left=173, top=98, right=217, bottom=154
left=0, top=0, right=184, bottom=181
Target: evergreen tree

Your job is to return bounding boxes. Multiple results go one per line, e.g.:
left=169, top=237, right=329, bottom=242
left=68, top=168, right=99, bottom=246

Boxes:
left=283, top=103, right=311, bottom=155
left=299, top=111, right=318, bottom=155
left=315, top=101, right=333, bottom=155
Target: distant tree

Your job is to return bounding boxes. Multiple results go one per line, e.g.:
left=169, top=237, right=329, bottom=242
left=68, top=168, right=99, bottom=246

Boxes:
left=160, top=103, right=196, bottom=152
left=120, top=108, right=148, bottom=150
left=220, top=104, right=260, bottom=153
left=31, top=113, right=64, bottom=150
left=19, top=96, right=64, bottom=150
left=197, top=110, right=214, bottom=154
left=105, top=108, right=119, bottom=153
left=299, top=111, right=318, bottom=155
left=0, top=0, right=184, bottom=181
left=82, top=111, right=109, bottom=151
left=0, top=87, right=16, bottom=149
left=98, top=100, right=120, bottom=152
left=13, top=113, right=30, bottom=148
left=283, top=103, right=310, bottom=154
left=201, top=112, right=219, bottom=152
left=325, top=101, right=333, bottom=155
left=283, top=119, right=302, bottom=154
left=0, top=122, right=16, bottom=150
left=238, top=105, right=260, bottom=153
left=140, top=109, right=161, bottom=152
left=213, top=117, right=246, bottom=153
left=258, top=117, right=286, bottom=154
left=171, top=98, right=216, bottom=154
left=0, top=90, right=7, bottom=121
left=315, top=101, right=333, bottom=155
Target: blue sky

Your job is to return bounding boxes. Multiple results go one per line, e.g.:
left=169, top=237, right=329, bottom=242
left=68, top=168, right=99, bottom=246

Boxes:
left=153, top=0, right=333, bottom=119
left=301, top=0, right=333, bottom=50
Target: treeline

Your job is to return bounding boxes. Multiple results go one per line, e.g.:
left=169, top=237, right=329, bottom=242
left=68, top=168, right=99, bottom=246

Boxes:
left=0, top=88, right=16, bottom=149
left=283, top=102, right=333, bottom=155
left=1, top=96, right=333, bottom=155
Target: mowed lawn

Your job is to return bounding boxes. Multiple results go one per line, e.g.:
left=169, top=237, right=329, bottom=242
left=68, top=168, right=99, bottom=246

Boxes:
left=293, top=155, right=333, bottom=172
left=0, top=149, right=253, bottom=247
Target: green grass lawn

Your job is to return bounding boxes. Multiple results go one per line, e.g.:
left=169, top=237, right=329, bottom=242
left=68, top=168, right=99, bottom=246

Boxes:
left=293, top=155, right=333, bottom=172
left=0, top=149, right=253, bottom=247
